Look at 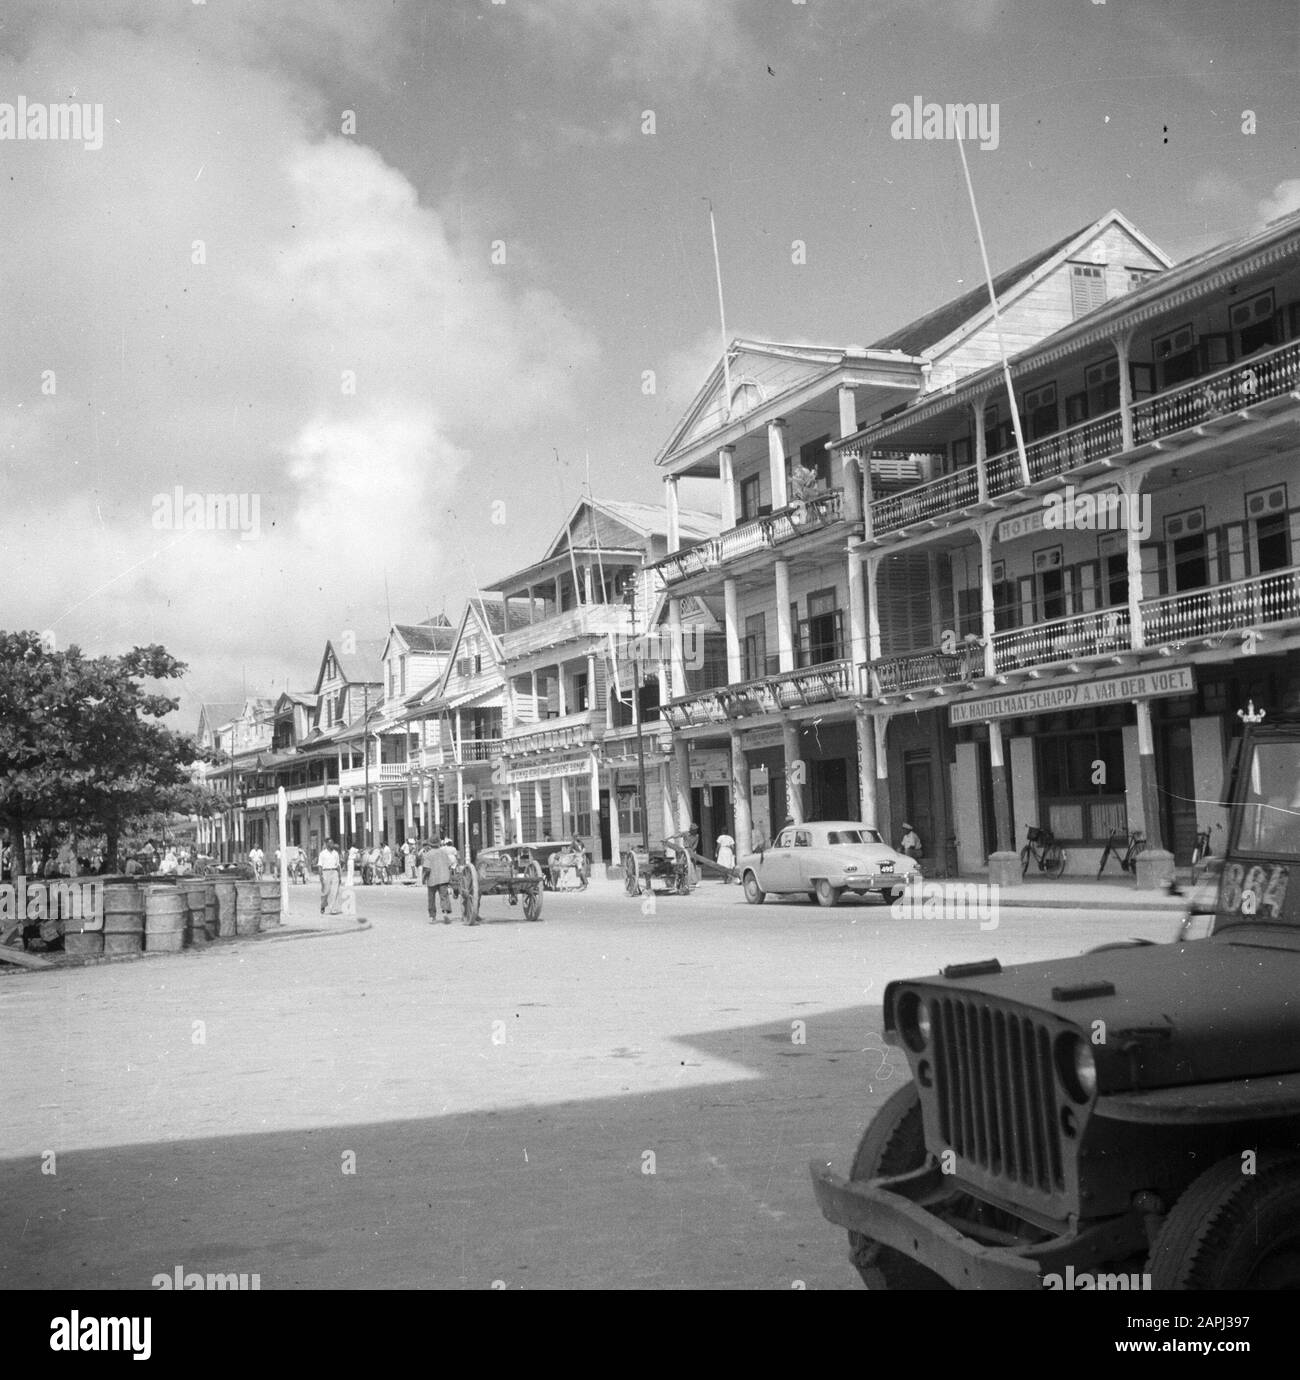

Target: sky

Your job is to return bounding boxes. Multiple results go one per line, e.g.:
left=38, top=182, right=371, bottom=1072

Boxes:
left=2, top=0, right=1297, bottom=727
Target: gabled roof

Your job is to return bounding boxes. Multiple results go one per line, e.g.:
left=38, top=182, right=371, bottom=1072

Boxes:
left=870, top=209, right=1172, bottom=358
left=402, top=598, right=508, bottom=712
left=655, top=339, right=874, bottom=466
left=312, top=637, right=385, bottom=694
left=388, top=618, right=457, bottom=656
left=274, top=690, right=318, bottom=712
left=196, top=701, right=244, bottom=734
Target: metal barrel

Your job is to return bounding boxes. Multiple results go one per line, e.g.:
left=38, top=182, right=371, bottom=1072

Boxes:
left=234, top=879, right=262, bottom=935
left=102, top=880, right=144, bottom=956
left=179, top=879, right=207, bottom=946
left=144, top=884, right=186, bottom=953
left=213, top=880, right=238, bottom=938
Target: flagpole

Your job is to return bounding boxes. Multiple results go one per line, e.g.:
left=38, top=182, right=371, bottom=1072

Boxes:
left=706, top=199, right=733, bottom=422
left=954, top=132, right=1030, bottom=488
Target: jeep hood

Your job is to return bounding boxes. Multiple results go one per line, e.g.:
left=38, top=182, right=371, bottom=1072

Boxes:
left=888, top=938, right=1300, bottom=1091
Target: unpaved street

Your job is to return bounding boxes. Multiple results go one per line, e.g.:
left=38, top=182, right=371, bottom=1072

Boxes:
left=1, top=881, right=1172, bottom=1289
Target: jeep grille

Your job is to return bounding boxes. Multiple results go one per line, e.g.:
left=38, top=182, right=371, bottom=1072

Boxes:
left=931, top=997, right=1064, bottom=1193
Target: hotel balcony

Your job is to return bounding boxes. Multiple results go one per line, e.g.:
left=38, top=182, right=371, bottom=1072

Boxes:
left=664, top=659, right=855, bottom=729
left=502, top=603, right=630, bottom=659
left=865, top=564, right=1300, bottom=704
left=863, top=339, right=1300, bottom=543
left=244, top=782, right=339, bottom=810
left=504, top=709, right=600, bottom=755
left=653, top=488, right=850, bottom=588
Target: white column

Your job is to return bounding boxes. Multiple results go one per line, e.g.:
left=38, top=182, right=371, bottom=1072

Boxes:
left=510, top=781, right=523, bottom=844
left=768, top=417, right=790, bottom=510
left=1116, top=331, right=1134, bottom=452
left=609, top=771, right=623, bottom=864
left=782, top=720, right=804, bottom=825
left=724, top=577, right=742, bottom=681
left=1125, top=472, right=1146, bottom=648
left=866, top=555, right=882, bottom=662
left=856, top=711, right=877, bottom=828
left=979, top=522, right=997, bottom=675
left=775, top=558, right=794, bottom=672
left=838, top=388, right=862, bottom=524
left=589, top=752, right=603, bottom=865
left=848, top=550, right=867, bottom=669
left=673, top=736, right=692, bottom=833
left=557, top=663, right=568, bottom=717
left=666, top=475, right=681, bottom=553
left=719, top=445, right=737, bottom=529
left=972, top=397, right=988, bottom=505
left=668, top=596, right=687, bottom=698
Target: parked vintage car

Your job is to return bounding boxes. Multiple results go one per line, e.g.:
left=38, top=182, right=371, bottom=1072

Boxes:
left=810, top=715, right=1300, bottom=1290
left=737, top=821, right=920, bottom=907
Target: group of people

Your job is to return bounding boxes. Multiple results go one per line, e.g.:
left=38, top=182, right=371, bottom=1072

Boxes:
left=311, top=837, right=464, bottom=918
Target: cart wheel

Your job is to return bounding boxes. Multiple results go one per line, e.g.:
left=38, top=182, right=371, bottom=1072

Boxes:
left=622, top=851, right=640, bottom=896
left=458, top=862, right=480, bottom=925
left=523, top=861, right=544, bottom=921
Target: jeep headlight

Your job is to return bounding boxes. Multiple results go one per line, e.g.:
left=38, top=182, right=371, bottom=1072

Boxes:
left=1058, top=1034, right=1097, bottom=1103
left=898, top=991, right=930, bottom=1052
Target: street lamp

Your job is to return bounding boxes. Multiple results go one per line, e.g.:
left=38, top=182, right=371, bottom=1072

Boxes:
left=1238, top=699, right=1267, bottom=725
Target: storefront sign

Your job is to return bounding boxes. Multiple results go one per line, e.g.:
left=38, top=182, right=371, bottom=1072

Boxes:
left=995, top=507, right=1047, bottom=544
left=505, top=756, right=590, bottom=785
left=738, top=725, right=784, bottom=751
left=689, top=748, right=731, bottom=787
left=949, top=665, right=1195, bottom=726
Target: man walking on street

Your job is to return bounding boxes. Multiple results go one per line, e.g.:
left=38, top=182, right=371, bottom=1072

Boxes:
left=419, top=837, right=454, bottom=922
left=318, top=839, right=342, bottom=915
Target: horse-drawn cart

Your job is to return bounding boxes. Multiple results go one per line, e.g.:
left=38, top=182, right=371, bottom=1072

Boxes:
left=466, top=844, right=546, bottom=921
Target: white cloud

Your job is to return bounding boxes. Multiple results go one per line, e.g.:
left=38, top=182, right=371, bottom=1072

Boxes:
left=0, top=18, right=597, bottom=718
left=1258, top=179, right=1300, bottom=226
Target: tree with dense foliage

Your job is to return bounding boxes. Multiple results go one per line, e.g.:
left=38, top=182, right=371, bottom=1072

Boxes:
left=0, top=631, right=215, bottom=875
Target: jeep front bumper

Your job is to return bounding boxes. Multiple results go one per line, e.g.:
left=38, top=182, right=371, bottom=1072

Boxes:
left=810, top=1161, right=1049, bottom=1289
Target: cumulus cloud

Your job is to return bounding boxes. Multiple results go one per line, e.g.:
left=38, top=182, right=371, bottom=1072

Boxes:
left=0, top=13, right=597, bottom=717
left=1258, top=179, right=1300, bottom=226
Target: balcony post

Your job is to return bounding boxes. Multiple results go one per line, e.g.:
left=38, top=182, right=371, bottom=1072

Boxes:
left=724, top=577, right=742, bottom=681
left=768, top=417, right=790, bottom=510
left=673, top=736, right=692, bottom=834
left=855, top=710, right=877, bottom=829
left=858, top=447, right=875, bottom=545
left=588, top=751, right=603, bottom=865
left=510, top=780, right=522, bottom=844
left=730, top=729, right=753, bottom=850
left=608, top=770, right=623, bottom=866
left=848, top=550, right=867, bottom=668
left=775, top=559, right=794, bottom=672
left=457, top=769, right=467, bottom=856
left=782, top=720, right=804, bottom=825
left=1133, top=699, right=1174, bottom=887
left=557, top=664, right=568, bottom=717
left=533, top=780, right=544, bottom=836
left=838, top=387, right=863, bottom=524
left=872, top=715, right=892, bottom=847
left=719, top=445, right=738, bottom=529
left=987, top=722, right=1018, bottom=885
left=560, top=775, right=572, bottom=835
left=971, top=397, right=988, bottom=504
left=669, top=596, right=687, bottom=698
left=865, top=554, right=882, bottom=662
left=1123, top=472, right=1146, bottom=649
left=586, top=652, right=599, bottom=722
left=1115, top=330, right=1134, bottom=453
left=666, top=475, right=681, bottom=554
left=978, top=521, right=997, bottom=676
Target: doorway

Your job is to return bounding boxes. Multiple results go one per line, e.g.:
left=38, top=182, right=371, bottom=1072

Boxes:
left=903, top=750, right=936, bottom=866
left=1158, top=722, right=1197, bottom=864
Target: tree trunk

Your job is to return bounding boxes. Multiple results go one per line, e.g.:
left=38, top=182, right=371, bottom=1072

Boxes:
left=9, top=811, right=26, bottom=881
left=105, top=824, right=120, bottom=874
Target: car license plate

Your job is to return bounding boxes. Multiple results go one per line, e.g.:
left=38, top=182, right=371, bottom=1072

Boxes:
left=879, top=861, right=894, bottom=873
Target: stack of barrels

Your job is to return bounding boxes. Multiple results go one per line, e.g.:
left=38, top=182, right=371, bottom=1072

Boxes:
left=179, top=879, right=208, bottom=946
left=102, top=880, right=145, bottom=956
left=143, top=883, right=186, bottom=953
left=234, top=878, right=262, bottom=935
left=214, top=878, right=238, bottom=938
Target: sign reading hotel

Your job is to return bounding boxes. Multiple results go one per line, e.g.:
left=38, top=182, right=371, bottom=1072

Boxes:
left=949, top=665, right=1194, bottom=726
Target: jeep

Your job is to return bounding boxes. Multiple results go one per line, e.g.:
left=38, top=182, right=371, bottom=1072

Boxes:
left=810, top=716, right=1300, bottom=1289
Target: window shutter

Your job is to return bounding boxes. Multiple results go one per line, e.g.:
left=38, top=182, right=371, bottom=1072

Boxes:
left=1070, top=264, right=1107, bottom=317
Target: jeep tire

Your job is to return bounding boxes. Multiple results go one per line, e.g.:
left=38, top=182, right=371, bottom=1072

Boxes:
left=847, top=1082, right=950, bottom=1290
left=1147, top=1149, right=1300, bottom=1289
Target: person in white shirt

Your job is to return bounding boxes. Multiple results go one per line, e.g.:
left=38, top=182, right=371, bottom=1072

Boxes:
left=158, top=848, right=178, bottom=876
left=715, top=831, right=736, bottom=881
left=249, top=846, right=264, bottom=879
left=317, top=841, right=341, bottom=914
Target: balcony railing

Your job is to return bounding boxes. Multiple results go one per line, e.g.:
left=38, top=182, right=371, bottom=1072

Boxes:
left=664, top=658, right=854, bottom=726
left=502, top=603, right=629, bottom=658
left=656, top=489, right=848, bottom=585
left=1139, top=564, right=1300, bottom=644
left=421, top=737, right=504, bottom=768
left=866, top=339, right=1300, bottom=538
left=1132, top=340, right=1300, bottom=443
left=505, top=710, right=599, bottom=754
left=992, top=608, right=1132, bottom=674
left=869, top=644, right=982, bottom=696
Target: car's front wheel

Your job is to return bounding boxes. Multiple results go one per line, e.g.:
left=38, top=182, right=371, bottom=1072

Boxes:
left=1147, top=1150, right=1300, bottom=1289
left=742, top=871, right=765, bottom=905
left=815, top=879, right=843, bottom=907
left=847, top=1083, right=950, bottom=1290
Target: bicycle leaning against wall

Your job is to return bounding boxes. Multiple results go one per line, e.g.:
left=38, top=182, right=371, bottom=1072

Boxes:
left=1097, top=828, right=1145, bottom=880
left=1020, top=824, right=1066, bottom=879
